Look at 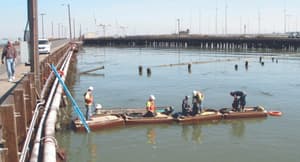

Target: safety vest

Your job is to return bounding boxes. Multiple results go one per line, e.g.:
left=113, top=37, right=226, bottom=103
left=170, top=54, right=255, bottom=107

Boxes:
left=84, top=92, right=93, bottom=106
left=146, top=100, right=156, bottom=113
left=197, top=92, right=204, bottom=101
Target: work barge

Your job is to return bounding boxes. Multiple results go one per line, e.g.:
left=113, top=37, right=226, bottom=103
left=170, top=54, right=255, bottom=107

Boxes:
left=0, top=42, right=80, bottom=162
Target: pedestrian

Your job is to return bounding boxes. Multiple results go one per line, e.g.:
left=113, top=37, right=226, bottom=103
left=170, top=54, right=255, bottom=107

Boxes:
left=84, top=86, right=94, bottom=120
left=192, top=90, right=204, bottom=115
left=1, top=41, right=17, bottom=82
left=182, top=96, right=192, bottom=116
left=144, top=95, right=156, bottom=117
left=230, top=91, right=247, bottom=112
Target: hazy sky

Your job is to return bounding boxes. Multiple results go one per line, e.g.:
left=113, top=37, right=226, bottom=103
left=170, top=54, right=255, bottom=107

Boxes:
left=1, top=0, right=300, bottom=39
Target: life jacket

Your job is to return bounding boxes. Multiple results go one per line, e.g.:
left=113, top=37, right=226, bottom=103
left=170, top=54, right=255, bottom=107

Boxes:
left=84, top=92, right=93, bottom=105
left=146, top=100, right=156, bottom=113
left=197, top=92, right=204, bottom=101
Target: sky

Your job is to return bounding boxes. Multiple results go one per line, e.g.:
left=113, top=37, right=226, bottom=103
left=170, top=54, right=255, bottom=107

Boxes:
left=1, top=0, right=300, bottom=40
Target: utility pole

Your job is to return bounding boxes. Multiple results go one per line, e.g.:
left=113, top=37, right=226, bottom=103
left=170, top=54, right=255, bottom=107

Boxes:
left=51, top=21, right=54, bottom=38
left=73, top=19, right=76, bottom=40
left=215, top=0, right=218, bottom=34
left=28, top=0, right=40, bottom=92
left=177, top=18, right=180, bottom=35
left=40, top=13, right=46, bottom=38
left=225, top=1, right=228, bottom=34
left=67, top=4, right=72, bottom=40
left=258, top=10, right=261, bottom=34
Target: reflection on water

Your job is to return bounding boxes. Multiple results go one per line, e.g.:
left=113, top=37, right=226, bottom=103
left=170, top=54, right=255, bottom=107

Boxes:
left=87, top=134, right=97, bottom=162
left=181, top=124, right=203, bottom=143
left=191, top=124, right=202, bottom=143
left=230, top=120, right=245, bottom=138
left=146, top=127, right=156, bottom=144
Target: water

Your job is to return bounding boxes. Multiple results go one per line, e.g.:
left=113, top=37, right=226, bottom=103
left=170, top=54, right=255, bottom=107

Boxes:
left=57, top=47, right=300, bottom=162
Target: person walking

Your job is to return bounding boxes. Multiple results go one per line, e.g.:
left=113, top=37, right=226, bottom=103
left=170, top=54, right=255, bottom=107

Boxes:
left=1, top=41, right=17, bottom=82
left=144, top=95, right=156, bottom=117
left=84, top=86, right=94, bottom=120
left=230, top=91, right=247, bottom=112
left=182, top=96, right=192, bottom=116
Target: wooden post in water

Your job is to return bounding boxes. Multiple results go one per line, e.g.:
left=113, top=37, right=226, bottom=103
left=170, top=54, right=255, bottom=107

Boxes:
left=0, top=105, right=19, bottom=162
left=138, top=65, right=143, bottom=76
left=147, top=68, right=151, bottom=77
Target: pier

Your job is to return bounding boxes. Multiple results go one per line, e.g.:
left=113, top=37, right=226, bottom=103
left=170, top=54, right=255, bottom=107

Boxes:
left=0, top=39, right=79, bottom=162
left=84, top=34, right=300, bottom=51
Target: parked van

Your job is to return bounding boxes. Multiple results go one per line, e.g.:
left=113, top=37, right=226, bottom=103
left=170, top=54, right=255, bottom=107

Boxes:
left=38, top=39, right=51, bottom=54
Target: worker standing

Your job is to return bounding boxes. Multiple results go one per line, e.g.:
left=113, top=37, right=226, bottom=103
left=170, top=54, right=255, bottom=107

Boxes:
left=192, top=90, right=204, bottom=115
left=84, top=86, right=94, bottom=120
left=144, top=95, right=156, bottom=117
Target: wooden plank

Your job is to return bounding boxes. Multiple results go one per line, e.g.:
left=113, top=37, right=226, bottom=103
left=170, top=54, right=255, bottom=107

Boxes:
left=0, top=105, right=19, bottom=162
left=13, top=89, right=27, bottom=141
left=23, top=79, right=33, bottom=125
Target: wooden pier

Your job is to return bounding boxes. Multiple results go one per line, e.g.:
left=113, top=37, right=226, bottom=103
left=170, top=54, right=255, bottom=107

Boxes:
left=0, top=40, right=78, bottom=162
left=84, top=34, right=300, bottom=51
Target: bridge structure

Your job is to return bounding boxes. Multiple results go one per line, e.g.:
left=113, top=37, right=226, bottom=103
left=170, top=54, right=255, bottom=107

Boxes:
left=84, top=34, right=300, bottom=51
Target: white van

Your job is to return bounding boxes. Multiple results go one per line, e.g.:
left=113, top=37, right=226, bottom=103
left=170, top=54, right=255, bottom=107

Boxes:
left=38, top=39, right=51, bottom=54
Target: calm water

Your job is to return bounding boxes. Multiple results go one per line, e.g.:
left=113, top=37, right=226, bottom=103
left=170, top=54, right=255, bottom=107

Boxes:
left=57, top=47, right=300, bottom=162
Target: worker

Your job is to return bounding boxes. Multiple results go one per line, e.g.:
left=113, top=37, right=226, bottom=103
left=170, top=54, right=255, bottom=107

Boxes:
left=144, top=95, right=156, bottom=117
left=182, top=96, right=192, bottom=116
left=84, top=86, right=94, bottom=120
left=192, top=90, right=204, bottom=115
left=230, top=91, right=247, bottom=112
left=231, top=95, right=239, bottom=111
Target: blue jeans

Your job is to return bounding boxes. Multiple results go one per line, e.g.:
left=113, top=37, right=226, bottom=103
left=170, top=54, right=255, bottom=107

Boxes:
left=5, top=58, right=15, bottom=79
left=85, top=105, right=92, bottom=120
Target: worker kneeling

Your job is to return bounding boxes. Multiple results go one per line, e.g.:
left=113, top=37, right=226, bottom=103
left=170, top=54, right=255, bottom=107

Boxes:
left=144, top=95, right=156, bottom=117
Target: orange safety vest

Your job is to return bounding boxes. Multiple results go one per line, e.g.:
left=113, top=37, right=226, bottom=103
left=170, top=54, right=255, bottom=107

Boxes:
left=146, top=100, right=156, bottom=113
left=84, top=92, right=93, bottom=106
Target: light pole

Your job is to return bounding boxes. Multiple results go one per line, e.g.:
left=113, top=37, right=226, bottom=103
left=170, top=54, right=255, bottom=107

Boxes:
left=99, top=24, right=111, bottom=37
left=40, top=13, right=46, bottom=38
left=62, top=3, right=72, bottom=40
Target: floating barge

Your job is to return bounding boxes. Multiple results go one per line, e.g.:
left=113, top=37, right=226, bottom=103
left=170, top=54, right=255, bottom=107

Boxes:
left=220, top=106, right=268, bottom=119
left=72, top=114, right=124, bottom=131
left=175, top=111, right=223, bottom=124
left=72, top=106, right=270, bottom=132
left=124, top=112, right=174, bottom=125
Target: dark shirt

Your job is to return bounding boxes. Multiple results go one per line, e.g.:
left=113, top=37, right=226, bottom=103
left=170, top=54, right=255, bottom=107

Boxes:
left=182, top=98, right=190, bottom=113
left=2, top=45, right=17, bottom=60
left=231, top=91, right=246, bottom=97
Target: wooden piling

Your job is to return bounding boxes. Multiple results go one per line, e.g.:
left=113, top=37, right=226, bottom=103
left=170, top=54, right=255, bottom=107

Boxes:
left=13, top=89, right=27, bottom=141
left=0, top=105, right=19, bottom=162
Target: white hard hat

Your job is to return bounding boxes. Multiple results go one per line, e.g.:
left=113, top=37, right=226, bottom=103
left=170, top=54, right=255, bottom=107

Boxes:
left=95, top=104, right=102, bottom=109
left=193, top=90, right=197, bottom=96
left=149, top=95, right=155, bottom=100
left=88, top=86, right=94, bottom=91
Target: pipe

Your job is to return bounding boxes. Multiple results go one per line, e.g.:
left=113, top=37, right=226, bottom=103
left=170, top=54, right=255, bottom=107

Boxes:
left=19, top=100, right=45, bottom=162
left=43, top=51, right=73, bottom=162
left=29, top=49, right=71, bottom=162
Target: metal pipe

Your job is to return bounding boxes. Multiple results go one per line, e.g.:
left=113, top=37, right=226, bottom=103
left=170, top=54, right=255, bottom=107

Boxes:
left=43, top=51, right=73, bottom=162
left=29, top=49, right=71, bottom=162
left=19, top=101, right=45, bottom=162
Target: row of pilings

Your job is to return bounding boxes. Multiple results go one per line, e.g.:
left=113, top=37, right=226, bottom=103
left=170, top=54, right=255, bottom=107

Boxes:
left=84, top=35, right=300, bottom=51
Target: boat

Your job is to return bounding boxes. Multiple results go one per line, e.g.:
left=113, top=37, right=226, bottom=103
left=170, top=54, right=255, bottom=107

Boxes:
left=72, top=114, right=125, bottom=132
left=220, top=106, right=268, bottom=119
left=123, top=112, right=174, bottom=125
left=175, top=109, right=223, bottom=123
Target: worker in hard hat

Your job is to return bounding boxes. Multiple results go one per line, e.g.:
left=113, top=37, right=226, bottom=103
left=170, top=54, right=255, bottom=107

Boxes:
left=143, top=95, right=156, bottom=117
left=192, top=90, right=204, bottom=115
left=84, top=86, right=94, bottom=120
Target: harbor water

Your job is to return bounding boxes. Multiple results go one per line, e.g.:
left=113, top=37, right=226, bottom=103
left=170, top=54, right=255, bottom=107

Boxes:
left=56, top=47, right=300, bottom=162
